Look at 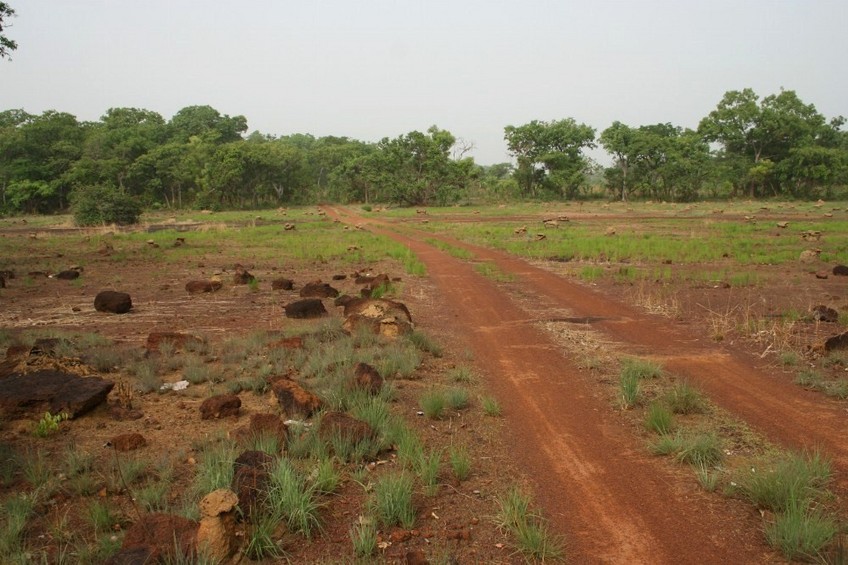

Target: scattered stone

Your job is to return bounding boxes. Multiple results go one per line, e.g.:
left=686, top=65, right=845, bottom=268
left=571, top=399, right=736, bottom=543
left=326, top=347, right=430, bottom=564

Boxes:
left=98, top=243, right=114, bottom=256
left=815, top=272, right=829, bottom=279
left=104, top=546, right=154, bottom=565
left=231, top=451, right=274, bottom=520
left=117, top=513, right=197, bottom=563
left=300, top=281, right=340, bottom=298
left=284, top=298, right=327, bottom=319
left=29, top=271, right=49, bottom=278
left=110, top=433, right=147, bottom=452
left=406, top=550, right=430, bottom=565
left=271, top=277, right=294, bottom=290
left=534, top=233, right=546, bottom=241
left=109, top=405, right=144, bottom=421
left=833, top=265, right=848, bottom=276
left=94, top=291, right=133, bottom=314
left=799, top=249, right=822, bottom=263
left=185, top=280, right=222, bottom=294
left=812, top=305, right=839, bottom=323
left=343, top=298, right=413, bottom=338
left=232, top=264, right=255, bottom=285
left=54, top=269, right=80, bottom=280
left=284, top=223, right=296, bottom=231
left=160, top=380, right=190, bottom=392
left=200, top=394, right=241, bottom=420
left=334, top=294, right=355, bottom=307
left=197, top=489, right=239, bottom=562
left=351, top=362, right=383, bottom=394
left=332, top=274, right=347, bottom=281
left=319, top=411, right=375, bottom=448
left=146, top=332, right=205, bottom=354
left=0, top=370, right=114, bottom=419
left=0, top=269, right=15, bottom=279
left=776, top=222, right=789, bottom=229
left=270, top=376, right=322, bottom=418
left=232, top=413, right=288, bottom=447
left=802, top=230, right=822, bottom=242
left=605, top=227, right=616, bottom=236
left=513, top=226, right=527, bottom=235
left=821, top=332, right=848, bottom=353
left=355, top=273, right=389, bottom=286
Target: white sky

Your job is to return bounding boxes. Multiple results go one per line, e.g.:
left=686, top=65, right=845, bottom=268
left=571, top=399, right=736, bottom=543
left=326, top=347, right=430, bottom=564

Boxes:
left=1, top=0, right=846, bottom=165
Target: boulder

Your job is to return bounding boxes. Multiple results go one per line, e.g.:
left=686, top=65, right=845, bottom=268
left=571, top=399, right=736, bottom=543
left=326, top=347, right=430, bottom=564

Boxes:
left=351, top=362, right=383, bottom=394
left=822, top=332, right=848, bottom=352
left=110, top=433, right=147, bottom=452
left=231, top=451, right=274, bottom=520
left=343, top=298, right=413, bottom=338
left=270, top=376, right=322, bottom=418
left=271, top=277, right=294, bottom=291
left=812, top=305, right=839, bottom=323
left=55, top=270, right=80, bottom=280
left=332, top=274, right=347, bottom=281
left=94, top=291, right=132, bottom=314
left=118, top=513, right=197, bottom=563
left=199, top=394, right=241, bottom=420
left=0, top=269, right=14, bottom=279
left=799, top=249, right=822, bottom=263
left=231, top=413, right=288, bottom=448
left=145, top=332, right=205, bottom=354
left=232, top=265, right=255, bottom=285
left=319, top=411, right=375, bottom=448
left=185, top=280, right=222, bottom=294
left=0, top=370, right=114, bottom=419
left=300, top=281, right=340, bottom=298
left=334, top=294, right=355, bottom=307
left=197, top=489, right=239, bottom=562
left=833, top=265, right=848, bottom=276
left=284, top=299, right=327, bottom=319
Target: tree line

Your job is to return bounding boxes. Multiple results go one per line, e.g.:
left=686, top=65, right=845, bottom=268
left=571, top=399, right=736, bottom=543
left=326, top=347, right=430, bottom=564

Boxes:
left=0, top=88, right=845, bottom=216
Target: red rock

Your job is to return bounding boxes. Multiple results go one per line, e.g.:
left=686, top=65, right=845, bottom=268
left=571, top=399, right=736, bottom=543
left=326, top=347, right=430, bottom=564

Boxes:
left=119, top=513, right=197, bottom=562
left=0, top=370, right=114, bottom=419
left=319, top=411, right=374, bottom=447
left=352, top=362, right=383, bottom=394
left=94, top=291, right=132, bottom=314
left=284, top=298, right=327, bottom=319
left=185, top=280, right=222, bottom=294
left=199, top=394, right=241, bottom=420
left=111, top=433, right=147, bottom=452
left=270, top=377, right=321, bottom=418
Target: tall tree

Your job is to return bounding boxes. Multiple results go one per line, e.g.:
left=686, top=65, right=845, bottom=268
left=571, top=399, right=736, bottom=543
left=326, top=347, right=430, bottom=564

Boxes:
left=0, top=2, right=17, bottom=60
left=168, top=105, right=247, bottom=144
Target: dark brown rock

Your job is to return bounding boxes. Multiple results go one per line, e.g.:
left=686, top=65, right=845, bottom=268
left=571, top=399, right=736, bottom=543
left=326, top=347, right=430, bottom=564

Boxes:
left=352, top=362, right=383, bottom=394
left=833, top=265, right=848, bottom=276
left=0, top=269, right=14, bottom=279
left=0, top=276, right=5, bottom=288
left=119, top=513, right=197, bottom=563
left=94, top=291, right=132, bottom=314
left=231, top=413, right=288, bottom=448
left=823, top=332, right=848, bottom=352
left=300, top=281, right=340, bottom=298
left=111, top=433, right=147, bottom=452
left=109, top=405, right=144, bottom=421
left=319, top=411, right=375, bottom=448
left=355, top=273, right=389, bottom=286
left=231, top=450, right=274, bottom=520
left=406, top=550, right=430, bottom=565
left=55, top=270, right=80, bottom=280
left=200, top=394, right=241, bottom=420
left=816, top=272, right=829, bottom=279
left=270, top=376, right=322, bottom=418
left=271, top=277, right=294, bottom=290
left=332, top=274, right=347, bottom=281
left=145, top=332, right=205, bottom=354
left=334, top=294, right=355, bottom=307
left=185, top=280, right=222, bottom=294
left=104, top=545, right=154, bottom=565
left=812, top=305, right=839, bottom=323
left=0, top=370, right=114, bottom=419
left=284, top=298, right=327, bottom=319
left=232, top=268, right=255, bottom=285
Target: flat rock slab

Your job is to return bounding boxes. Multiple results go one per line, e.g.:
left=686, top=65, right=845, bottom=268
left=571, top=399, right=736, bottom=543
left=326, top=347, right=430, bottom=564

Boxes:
left=0, top=370, right=114, bottom=419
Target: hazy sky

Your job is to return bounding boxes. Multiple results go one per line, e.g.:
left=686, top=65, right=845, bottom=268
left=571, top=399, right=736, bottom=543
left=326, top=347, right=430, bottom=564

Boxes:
left=1, top=1, right=846, bottom=164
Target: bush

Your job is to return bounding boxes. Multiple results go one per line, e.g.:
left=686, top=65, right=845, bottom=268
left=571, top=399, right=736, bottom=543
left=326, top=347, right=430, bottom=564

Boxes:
left=72, top=185, right=142, bottom=226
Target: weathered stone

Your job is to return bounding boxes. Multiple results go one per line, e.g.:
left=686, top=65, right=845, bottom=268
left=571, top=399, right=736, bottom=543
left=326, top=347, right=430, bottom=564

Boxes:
left=833, top=265, right=848, bottom=276
left=119, top=513, right=197, bottom=563
left=270, top=376, right=322, bottom=418
left=354, top=273, right=389, bottom=286
left=185, top=280, right=222, bottom=294
left=406, top=550, right=430, bottom=565
left=111, top=433, right=147, bottom=452
left=231, top=413, right=288, bottom=448
left=0, top=269, right=15, bottom=279
left=351, top=362, right=383, bottom=394
left=55, top=270, right=80, bottom=280
left=343, top=298, right=413, bottom=338
left=812, top=305, right=839, bottom=323
left=109, top=405, right=144, bottom=421
left=271, top=277, right=294, bottom=290
left=232, top=266, right=255, bottom=285
left=197, top=489, right=239, bottom=562
left=94, top=291, right=132, bottom=314
left=822, top=332, right=848, bottom=352
left=284, top=298, right=327, bottom=319
left=334, top=294, right=354, bottom=307
left=0, top=370, right=114, bottom=419
left=300, top=281, right=340, bottom=298
left=332, top=274, right=347, bottom=281
left=231, top=451, right=274, bottom=521
left=319, top=411, right=374, bottom=449
left=799, top=249, right=821, bottom=263
left=146, top=332, right=205, bottom=354
left=200, top=394, right=241, bottom=420
left=104, top=546, right=154, bottom=565
left=816, top=272, right=829, bottom=279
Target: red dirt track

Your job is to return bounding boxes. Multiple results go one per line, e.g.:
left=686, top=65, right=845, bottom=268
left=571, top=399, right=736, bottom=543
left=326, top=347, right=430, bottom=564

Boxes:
left=326, top=207, right=782, bottom=563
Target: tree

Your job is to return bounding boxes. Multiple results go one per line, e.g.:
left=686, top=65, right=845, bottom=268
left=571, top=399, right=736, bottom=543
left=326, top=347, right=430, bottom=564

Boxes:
left=168, top=105, right=247, bottom=144
left=504, top=119, right=596, bottom=199
left=0, top=2, right=17, bottom=60
left=599, top=121, right=637, bottom=201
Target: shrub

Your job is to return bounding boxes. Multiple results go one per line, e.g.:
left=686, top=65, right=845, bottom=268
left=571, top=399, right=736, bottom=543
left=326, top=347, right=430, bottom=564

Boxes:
left=72, top=184, right=142, bottom=226
left=644, top=402, right=675, bottom=435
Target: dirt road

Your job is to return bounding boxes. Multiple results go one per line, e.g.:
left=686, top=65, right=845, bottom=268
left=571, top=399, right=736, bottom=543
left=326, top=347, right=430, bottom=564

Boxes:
left=327, top=207, right=777, bottom=563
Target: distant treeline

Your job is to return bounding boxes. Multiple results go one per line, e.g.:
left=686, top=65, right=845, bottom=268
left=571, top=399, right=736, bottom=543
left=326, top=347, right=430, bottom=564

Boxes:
left=0, top=88, right=845, bottom=215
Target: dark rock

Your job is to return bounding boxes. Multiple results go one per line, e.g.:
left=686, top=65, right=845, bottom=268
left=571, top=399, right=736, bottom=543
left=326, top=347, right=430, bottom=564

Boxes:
left=271, top=277, right=294, bottom=290
left=300, top=281, right=340, bottom=298
left=55, top=270, right=80, bottom=280
left=109, top=405, right=144, bottom=421
left=0, top=269, right=15, bottom=279
left=334, top=294, right=354, bottom=307
left=406, top=550, right=430, bottom=565
left=200, top=394, right=241, bottom=420
left=0, top=276, right=4, bottom=288
left=823, top=332, right=848, bottom=352
left=104, top=545, right=154, bottom=565
left=232, top=266, right=255, bottom=285
left=833, top=265, right=848, bottom=276
left=146, top=332, right=205, bottom=354
left=351, top=362, right=383, bottom=394
left=111, top=433, right=147, bottom=452
left=29, top=271, right=49, bottom=278
left=119, top=513, right=197, bottom=563
left=0, top=370, right=114, bottom=419
left=332, top=274, right=347, bottom=281
left=270, top=376, right=322, bottom=418
left=812, top=305, right=839, bottom=323
left=284, top=298, right=327, bottom=319
left=232, top=451, right=274, bottom=520
left=185, top=280, right=222, bottom=294
left=816, top=272, right=829, bottom=279
left=94, top=291, right=132, bottom=314
left=319, top=411, right=374, bottom=449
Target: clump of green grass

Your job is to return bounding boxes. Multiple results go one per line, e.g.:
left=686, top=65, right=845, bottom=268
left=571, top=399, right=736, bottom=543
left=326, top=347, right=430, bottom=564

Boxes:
left=495, top=487, right=564, bottom=561
left=619, top=372, right=640, bottom=409
left=407, top=330, right=443, bottom=357
left=664, top=381, right=706, bottom=414
left=244, top=511, right=285, bottom=560
left=87, top=500, right=114, bottom=533
left=447, top=365, right=475, bottom=383
left=311, top=457, right=340, bottom=494
left=420, top=390, right=446, bottom=420
left=376, top=342, right=421, bottom=379
left=417, top=449, right=441, bottom=497
left=0, top=493, right=36, bottom=556
left=266, top=458, right=322, bottom=538
left=778, top=350, right=799, bottom=367
left=370, top=472, right=415, bottom=528
left=579, top=265, right=605, bottom=281
left=734, top=450, right=832, bottom=513
left=474, top=261, right=515, bottom=282
left=449, top=446, right=471, bottom=482
left=644, top=402, right=675, bottom=435
left=446, top=388, right=470, bottom=410
left=191, top=439, right=237, bottom=498
left=481, top=396, right=502, bottom=417
left=765, top=498, right=837, bottom=561
left=652, top=431, right=723, bottom=467
left=621, top=357, right=663, bottom=379
left=351, top=520, right=377, bottom=558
